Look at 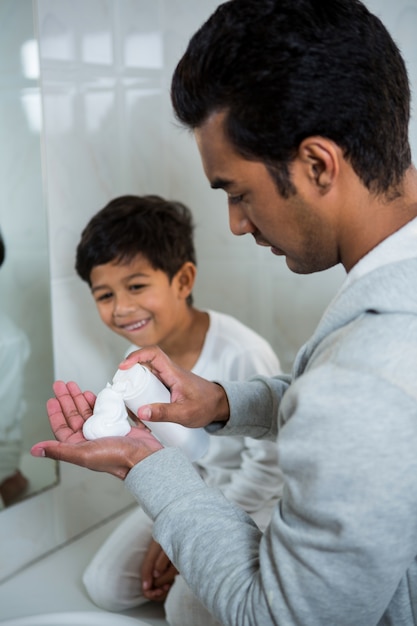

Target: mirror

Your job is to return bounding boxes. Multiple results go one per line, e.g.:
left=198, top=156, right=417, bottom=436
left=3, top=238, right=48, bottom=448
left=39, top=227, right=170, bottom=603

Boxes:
left=0, top=0, right=58, bottom=509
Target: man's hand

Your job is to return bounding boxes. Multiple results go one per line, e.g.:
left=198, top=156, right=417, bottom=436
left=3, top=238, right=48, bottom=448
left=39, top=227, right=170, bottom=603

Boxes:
left=141, top=538, right=178, bottom=602
left=31, top=346, right=230, bottom=477
left=31, top=380, right=163, bottom=479
left=120, top=345, right=230, bottom=427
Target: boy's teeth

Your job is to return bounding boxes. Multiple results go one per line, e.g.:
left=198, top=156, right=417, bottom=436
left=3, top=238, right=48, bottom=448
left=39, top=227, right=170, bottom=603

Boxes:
left=125, top=320, right=147, bottom=331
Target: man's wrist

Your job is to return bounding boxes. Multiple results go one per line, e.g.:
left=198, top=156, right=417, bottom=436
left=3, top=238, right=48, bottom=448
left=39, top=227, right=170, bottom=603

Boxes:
left=123, top=441, right=163, bottom=479
left=213, top=381, right=230, bottom=423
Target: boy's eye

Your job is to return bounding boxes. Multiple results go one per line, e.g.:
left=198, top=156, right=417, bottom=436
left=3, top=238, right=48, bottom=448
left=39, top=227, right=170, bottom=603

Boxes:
left=129, top=283, right=146, bottom=292
left=95, top=292, right=113, bottom=303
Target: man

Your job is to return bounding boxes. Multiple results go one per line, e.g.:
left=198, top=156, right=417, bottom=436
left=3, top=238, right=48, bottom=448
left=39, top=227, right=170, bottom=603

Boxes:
left=32, top=1, right=417, bottom=624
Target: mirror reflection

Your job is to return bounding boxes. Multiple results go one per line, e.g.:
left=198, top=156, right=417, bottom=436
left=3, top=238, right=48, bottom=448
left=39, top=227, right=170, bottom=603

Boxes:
left=0, top=0, right=57, bottom=509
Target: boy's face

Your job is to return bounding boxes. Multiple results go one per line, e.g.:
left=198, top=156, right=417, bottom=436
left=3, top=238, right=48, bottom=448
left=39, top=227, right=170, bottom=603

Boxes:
left=90, top=254, right=191, bottom=351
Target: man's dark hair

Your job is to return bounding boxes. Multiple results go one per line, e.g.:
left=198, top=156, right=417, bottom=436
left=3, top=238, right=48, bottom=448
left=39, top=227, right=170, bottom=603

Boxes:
left=75, top=195, right=197, bottom=304
left=171, top=0, right=411, bottom=198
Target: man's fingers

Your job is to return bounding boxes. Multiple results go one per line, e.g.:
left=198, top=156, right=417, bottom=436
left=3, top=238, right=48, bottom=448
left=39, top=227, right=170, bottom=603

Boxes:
left=31, top=439, right=102, bottom=468
left=31, top=440, right=69, bottom=461
left=46, top=397, right=79, bottom=442
left=51, top=381, right=92, bottom=432
left=67, top=381, right=95, bottom=418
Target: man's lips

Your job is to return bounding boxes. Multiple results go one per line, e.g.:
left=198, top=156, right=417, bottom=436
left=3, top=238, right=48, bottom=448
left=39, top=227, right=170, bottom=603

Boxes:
left=254, top=235, right=270, bottom=247
left=254, top=236, right=285, bottom=256
left=270, top=246, right=285, bottom=256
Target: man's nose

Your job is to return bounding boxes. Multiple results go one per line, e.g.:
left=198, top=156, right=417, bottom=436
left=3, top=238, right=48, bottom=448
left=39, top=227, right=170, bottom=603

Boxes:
left=228, top=204, right=253, bottom=237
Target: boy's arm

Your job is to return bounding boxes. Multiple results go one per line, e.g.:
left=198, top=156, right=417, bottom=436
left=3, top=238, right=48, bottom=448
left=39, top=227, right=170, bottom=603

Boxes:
left=212, top=347, right=286, bottom=512
left=220, top=436, right=283, bottom=512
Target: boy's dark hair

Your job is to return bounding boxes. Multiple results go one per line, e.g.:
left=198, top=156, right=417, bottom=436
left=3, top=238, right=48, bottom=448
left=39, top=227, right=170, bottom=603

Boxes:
left=75, top=195, right=197, bottom=304
left=171, top=0, right=411, bottom=198
left=0, top=231, right=5, bottom=268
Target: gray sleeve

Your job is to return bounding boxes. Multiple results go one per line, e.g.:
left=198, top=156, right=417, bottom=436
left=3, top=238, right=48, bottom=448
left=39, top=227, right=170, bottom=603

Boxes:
left=211, top=373, right=292, bottom=440
left=125, top=360, right=417, bottom=626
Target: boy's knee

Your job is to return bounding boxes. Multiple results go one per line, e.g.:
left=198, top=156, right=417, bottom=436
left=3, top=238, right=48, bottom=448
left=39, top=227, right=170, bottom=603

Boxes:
left=82, top=563, right=121, bottom=612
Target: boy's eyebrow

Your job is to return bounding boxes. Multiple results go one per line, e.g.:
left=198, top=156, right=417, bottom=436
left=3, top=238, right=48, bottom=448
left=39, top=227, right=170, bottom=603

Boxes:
left=91, top=271, right=150, bottom=293
left=91, top=284, right=110, bottom=293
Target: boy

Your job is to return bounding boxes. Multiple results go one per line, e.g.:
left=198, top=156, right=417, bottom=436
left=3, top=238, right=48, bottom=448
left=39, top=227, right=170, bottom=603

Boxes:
left=75, top=194, right=282, bottom=625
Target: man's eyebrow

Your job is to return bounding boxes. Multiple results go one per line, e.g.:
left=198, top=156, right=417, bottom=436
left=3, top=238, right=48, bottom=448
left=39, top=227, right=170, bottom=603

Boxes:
left=210, top=177, right=233, bottom=190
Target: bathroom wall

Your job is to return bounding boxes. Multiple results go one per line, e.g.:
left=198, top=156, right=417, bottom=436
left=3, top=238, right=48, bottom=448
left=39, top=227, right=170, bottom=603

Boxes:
left=1, top=0, right=416, bottom=582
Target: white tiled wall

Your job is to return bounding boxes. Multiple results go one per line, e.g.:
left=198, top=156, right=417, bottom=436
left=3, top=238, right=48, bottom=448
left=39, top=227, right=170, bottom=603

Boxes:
left=0, top=0, right=416, bottom=584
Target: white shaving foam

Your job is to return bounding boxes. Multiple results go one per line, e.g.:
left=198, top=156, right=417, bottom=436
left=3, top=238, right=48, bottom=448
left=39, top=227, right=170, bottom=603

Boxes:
left=83, top=384, right=131, bottom=440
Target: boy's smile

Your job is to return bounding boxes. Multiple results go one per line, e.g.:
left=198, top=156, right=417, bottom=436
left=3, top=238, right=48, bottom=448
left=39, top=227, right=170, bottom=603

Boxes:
left=90, top=254, right=191, bottom=352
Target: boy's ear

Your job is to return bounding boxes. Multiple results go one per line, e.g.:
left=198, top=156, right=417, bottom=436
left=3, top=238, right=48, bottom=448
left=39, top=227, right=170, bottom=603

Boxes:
left=175, top=262, right=196, bottom=298
left=296, top=136, right=340, bottom=194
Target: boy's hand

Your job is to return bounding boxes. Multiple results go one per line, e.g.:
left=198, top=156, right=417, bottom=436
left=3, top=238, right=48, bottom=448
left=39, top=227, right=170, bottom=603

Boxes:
left=120, top=345, right=230, bottom=428
left=30, top=381, right=163, bottom=479
left=141, top=538, right=178, bottom=602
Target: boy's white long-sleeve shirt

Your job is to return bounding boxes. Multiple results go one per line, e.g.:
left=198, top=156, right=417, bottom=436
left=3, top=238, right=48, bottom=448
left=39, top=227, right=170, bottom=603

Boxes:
left=192, top=310, right=283, bottom=523
left=82, top=311, right=283, bottom=613
left=125, top=219, right=417, bottom=626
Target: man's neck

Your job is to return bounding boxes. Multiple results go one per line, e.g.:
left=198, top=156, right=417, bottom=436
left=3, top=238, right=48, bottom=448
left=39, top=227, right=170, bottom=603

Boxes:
left=340, top=166, right=417, bottom=272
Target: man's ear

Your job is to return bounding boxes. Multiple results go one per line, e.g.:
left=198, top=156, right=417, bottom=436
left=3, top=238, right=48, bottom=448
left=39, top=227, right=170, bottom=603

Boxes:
left=175, top=262, right=196, bottom=299
left=297, top=137, right=340, bottom=193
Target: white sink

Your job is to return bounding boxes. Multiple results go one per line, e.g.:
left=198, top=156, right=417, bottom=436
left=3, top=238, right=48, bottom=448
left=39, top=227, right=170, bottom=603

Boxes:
left=0, top=612, right=152, bottom=626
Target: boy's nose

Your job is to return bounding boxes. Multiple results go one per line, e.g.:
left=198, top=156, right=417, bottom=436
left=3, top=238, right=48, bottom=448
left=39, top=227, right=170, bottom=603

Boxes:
left=113, top=295, right=136, bottom=316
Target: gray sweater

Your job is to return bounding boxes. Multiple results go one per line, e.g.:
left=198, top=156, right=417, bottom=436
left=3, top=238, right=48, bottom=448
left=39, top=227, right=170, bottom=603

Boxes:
left=125, top=254, right=417, bottom=625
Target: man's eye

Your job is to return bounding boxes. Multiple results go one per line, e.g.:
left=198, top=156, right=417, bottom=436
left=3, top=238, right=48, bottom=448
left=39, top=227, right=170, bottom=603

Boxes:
left=130, top=283, right=146, bottom=292
left=228, top=194, right=244, bottom=205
